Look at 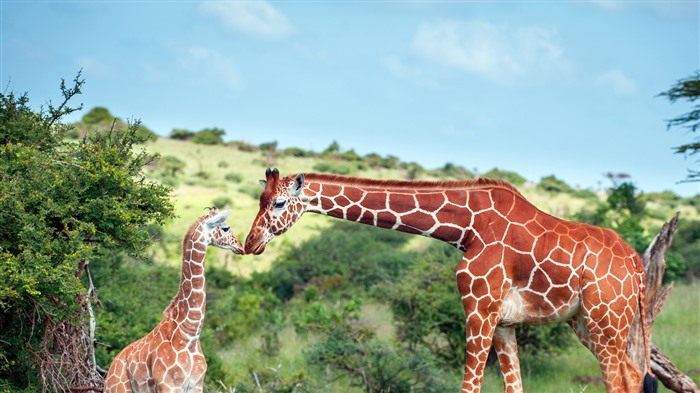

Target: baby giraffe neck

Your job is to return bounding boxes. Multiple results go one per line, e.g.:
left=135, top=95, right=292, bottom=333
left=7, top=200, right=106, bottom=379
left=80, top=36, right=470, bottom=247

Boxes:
left=175, top=234, right=208, bottom=339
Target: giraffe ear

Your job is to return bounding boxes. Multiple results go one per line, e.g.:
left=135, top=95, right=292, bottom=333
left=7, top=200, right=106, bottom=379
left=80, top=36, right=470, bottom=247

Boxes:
left=259, top=179, right=267, bottom=189
left=206, top=209, right=231, bottom=229
left=291, top=174, right=304, bottom=196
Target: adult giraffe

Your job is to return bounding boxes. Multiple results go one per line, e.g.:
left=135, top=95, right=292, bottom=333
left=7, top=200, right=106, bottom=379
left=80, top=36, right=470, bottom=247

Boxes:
left=244, top=169, right=657, bottom=393
left=104, top=207, right=244, bottom=392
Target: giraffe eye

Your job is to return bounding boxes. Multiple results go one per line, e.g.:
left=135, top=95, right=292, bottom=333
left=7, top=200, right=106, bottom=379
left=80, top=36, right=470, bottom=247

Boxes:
left=221, top=225, right=230, bottom=233
left=274, top=198, right=286, bottom=209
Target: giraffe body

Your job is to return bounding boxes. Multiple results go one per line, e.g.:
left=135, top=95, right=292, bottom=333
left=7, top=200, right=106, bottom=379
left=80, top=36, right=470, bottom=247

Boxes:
left=105, top=208, right=243, bottom=393
left=244, top=170, right=654, bottom=393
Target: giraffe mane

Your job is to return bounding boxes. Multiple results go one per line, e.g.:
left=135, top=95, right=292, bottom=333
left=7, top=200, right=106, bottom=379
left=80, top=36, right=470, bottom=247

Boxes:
left=302, top=173, right=523, bottom=196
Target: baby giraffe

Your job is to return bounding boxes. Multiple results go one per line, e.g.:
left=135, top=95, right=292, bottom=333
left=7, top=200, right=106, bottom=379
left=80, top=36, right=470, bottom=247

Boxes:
left=104, top=207, right=244, bottom=392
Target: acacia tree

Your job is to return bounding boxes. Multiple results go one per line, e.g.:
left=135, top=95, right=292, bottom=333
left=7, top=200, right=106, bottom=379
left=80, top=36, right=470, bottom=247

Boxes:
left=0, top=73, right=174, bottom=392
left=659, top=71, right=700, bottom=182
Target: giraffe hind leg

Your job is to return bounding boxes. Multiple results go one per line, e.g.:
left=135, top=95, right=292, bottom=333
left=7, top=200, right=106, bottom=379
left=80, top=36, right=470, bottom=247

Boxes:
left=578, top=292, right=644, bottom=392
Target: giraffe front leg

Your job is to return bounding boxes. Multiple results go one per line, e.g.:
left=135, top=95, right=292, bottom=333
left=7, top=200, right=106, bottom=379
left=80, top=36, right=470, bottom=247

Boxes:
left=493, top=326, right=522, bottom=393
left=461, top=308, right=499, bottom=393
left=456, top=251, right=506, bottom=393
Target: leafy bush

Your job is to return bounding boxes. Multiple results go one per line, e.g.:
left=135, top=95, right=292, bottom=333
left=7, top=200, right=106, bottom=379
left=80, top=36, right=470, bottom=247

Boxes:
left=82, top=106, right=114, bottom=125
left=312, top=161, right=356, bottom=175
left=537, top=175, right=574, bottom=193
left=224, top=172, right=243, bottom=183
left=259, top=141, right=278, bottom=152
left=212, top=196, right=233, bottom=208
left=669, top=218, right=700, bottom=279
left=192, top=128, right=225, bottom=145
left=430, top=162, right=474, bottom=180
left=482, top=167, right=526, bottom=185
left=170, top=128, right=195, bottom=140
left=283, top=147, right=313, bottom=157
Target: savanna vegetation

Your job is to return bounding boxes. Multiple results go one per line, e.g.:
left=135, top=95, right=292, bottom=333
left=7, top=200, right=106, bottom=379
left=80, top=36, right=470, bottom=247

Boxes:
left=1, top=74, right=698, bottom=393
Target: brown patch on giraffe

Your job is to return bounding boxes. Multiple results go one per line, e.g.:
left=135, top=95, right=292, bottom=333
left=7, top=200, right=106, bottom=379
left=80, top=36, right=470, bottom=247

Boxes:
left=431, top=225, right=464, bottom=243
left=334, top=194, right=352, bottom=208
left=363, top=192, right=388, bottom=210
left=435, top=205, right=468, bottom=227
left=470, top=277, right=491, bottom=299
left=492, top=188, right=517, bottom=217
left=400, top=211, right=436, bottom=232
left=546, top=286, right=576, bottom=304
left=344, top=187, right=364, bottom=202
left=507, top=224, right=536, bottom=253
left=346, top=205, right=363, bottom=221
left=322, top=184, right=342, bottom=198
left=326, top=207, right=344, bottom=217
left=529, top=268, right=551, bottom=293
left=468, top=190, right=493, bottom=212
left=417, top=192, right=446, bottom=211
left=570, top=226, right=589, bottom=242
left=359, top=210, right=375, bottom=224
left=308, top=183, right=321, bottom=193
left=376, top=211, right=396, bottom=228
left=482, top=214, right=510, bottom=243
left=445, top=190, right=467, bottom=206
left=388, top=193, right=416, bottom=214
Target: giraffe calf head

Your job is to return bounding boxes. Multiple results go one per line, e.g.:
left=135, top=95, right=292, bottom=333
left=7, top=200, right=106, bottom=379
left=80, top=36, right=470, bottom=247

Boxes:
left=244, top=168, right=306, bottom=255
left=203, top=207, right=244, bottom=255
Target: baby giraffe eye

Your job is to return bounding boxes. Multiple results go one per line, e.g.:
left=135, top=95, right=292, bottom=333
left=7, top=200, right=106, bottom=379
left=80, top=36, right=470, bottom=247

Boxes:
left=274, top=199, right=287, bottom=209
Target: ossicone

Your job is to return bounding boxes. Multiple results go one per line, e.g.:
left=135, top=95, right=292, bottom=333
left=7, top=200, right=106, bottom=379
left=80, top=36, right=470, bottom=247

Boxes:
left=265, top=168, right=280, bottom=181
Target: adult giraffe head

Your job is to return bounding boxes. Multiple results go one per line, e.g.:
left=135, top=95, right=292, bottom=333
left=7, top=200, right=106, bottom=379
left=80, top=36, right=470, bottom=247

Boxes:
left=245, top=168, right=305, bottom=255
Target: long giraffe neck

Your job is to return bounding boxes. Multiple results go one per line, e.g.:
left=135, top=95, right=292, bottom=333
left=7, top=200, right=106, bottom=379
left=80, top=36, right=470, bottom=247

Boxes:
left=166, top=225, right=209, bottom=340
left=301, top=173, right=526, bottom=249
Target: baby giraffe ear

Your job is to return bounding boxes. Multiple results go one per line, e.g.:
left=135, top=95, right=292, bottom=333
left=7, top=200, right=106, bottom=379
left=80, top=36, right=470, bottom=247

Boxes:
left=291, top=174, right=304, bottom=197
left=206, top=209, right=231, bottom=229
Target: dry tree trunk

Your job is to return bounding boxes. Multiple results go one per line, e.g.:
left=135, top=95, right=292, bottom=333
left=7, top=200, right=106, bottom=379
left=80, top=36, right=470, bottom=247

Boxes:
left=627, top=213, right=699, bottom=393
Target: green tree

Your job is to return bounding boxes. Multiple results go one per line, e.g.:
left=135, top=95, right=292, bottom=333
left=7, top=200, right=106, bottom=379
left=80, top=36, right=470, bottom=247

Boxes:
left=192, top=127, right=225, bottom=145
left=81, top=106, right=114, bottom=125
left=573, top=178, right=650, bottom=253
left=659, top=71, right=700, bottom=181
left=0, top=73, right=174, bottom=392
left=537, top=175, right=574, bottom=193
left=169, top=128, right=195, bottom=141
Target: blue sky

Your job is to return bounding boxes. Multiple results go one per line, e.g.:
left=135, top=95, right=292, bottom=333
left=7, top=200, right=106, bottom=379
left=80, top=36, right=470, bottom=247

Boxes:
left=3, top=1, right=699, bottom=196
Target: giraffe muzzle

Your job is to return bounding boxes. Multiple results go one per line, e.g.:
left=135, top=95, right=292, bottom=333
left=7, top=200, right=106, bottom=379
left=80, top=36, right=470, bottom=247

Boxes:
left=244, top=234, right=267, bottom=255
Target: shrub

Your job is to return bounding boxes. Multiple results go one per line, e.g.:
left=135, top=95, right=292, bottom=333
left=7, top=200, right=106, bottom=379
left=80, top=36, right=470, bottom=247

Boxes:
left=192, top=128, right=225, bottom=145
left=170, top=128, right=195, bottom=140
left=537, top=175, right=574, bottom=193
left=312, top=161, right=355, bottom=175
left=224, top=172, right=243, bottom=183
left=211, top=196, right=233, bottom=208
left=482, top=167, right=526, bottom=185
left=82, top=106, right=114, bottom=125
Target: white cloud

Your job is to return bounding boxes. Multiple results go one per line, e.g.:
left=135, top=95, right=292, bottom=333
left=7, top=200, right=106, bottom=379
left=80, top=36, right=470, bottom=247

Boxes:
left=410, top=20, right=566, bottom=83
left=595, top=69, right=637, bottom=95
left=200, top=1, right=293, bottom=40
left=179, top=47, right=241, bottom=89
